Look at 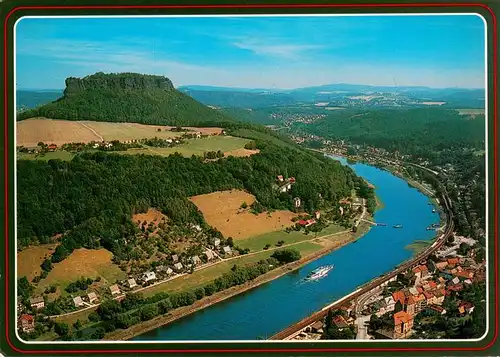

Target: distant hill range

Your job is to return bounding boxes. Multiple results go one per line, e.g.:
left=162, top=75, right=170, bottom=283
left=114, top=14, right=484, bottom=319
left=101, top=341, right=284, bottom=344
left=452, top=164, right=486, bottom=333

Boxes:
left=178, top=84, right=485, bottom=109
left=17, top=72, right=234, bottom=127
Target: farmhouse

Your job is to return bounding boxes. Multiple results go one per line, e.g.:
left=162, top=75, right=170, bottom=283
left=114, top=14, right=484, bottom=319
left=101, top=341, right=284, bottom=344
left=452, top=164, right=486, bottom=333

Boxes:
left=314, top=211, right=321, bottom=219
left=277, top=175, right=284, bottom=182
left=223, top=246, right=232, bottom=255
left=213, top=238, right=221, bottom=247
left=165, top=267, right=174, bottom=275
left=109, top=284, right=121, bottom=296
left=427, top=305, right=447, bottom=315
left=458, top=301, right=475, bottom=315
left=47, top=144, right=57, bottom=151
left=191, top=256, right=202, bottom=265
left=173, top=262, right=183, bottom=271
left=87, top=292, right=98, bottom=304
left=18, top=314, right=35, bottom=333
left=29, top=297, right=45, bottom=310
left=171, top=254, right=179, bottom=263
left=127, top=278, right=137, bottom=289
left=142, top=271, right=157, bottom=283
left=73, top=296, right=85, bottom=308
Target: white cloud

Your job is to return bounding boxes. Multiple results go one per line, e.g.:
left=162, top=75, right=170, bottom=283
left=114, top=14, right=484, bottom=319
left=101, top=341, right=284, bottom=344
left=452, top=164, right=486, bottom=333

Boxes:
left=231, top=39, right=324, bottom=60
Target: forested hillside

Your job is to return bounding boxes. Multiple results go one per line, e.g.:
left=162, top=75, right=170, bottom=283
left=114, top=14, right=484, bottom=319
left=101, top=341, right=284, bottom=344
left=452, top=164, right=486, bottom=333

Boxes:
left=296, top=108, right=485, bottom=155
left=17, top=73, right=233, bottom=126
left=17, top=141, right=367, bottom=263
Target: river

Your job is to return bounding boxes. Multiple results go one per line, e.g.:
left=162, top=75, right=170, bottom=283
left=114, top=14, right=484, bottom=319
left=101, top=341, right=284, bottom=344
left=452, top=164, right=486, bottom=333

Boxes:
left=133, top=156, right=440, bottom=341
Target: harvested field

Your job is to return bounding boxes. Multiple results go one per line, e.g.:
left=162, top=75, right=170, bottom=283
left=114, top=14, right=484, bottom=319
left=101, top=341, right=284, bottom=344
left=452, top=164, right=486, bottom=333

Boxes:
left=16, top=118, right=224, bottom=147
left=17, top=244, right=58, bottom=281
left=190, top=189, right=298, bottom=240
left=224, top=148, right=260, bottom=157
left=37, top=248, right=126, bottom=292
left=17, top=118, right=101, bottom=147
left=83, top=121, right=181, bottom=142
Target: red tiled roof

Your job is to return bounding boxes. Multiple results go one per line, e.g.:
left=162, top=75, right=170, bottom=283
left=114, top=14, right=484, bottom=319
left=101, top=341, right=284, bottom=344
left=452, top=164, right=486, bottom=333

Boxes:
left=428, top=281, right=437, bottom=289
left=19, top=314, right=34, bottom=322
left=447, top=284, right=464, bottom=292
left=447, top=258, right=459, bottom=266
left=424, top=291, right=434, bottom=299
left=394, top=311, right=413, bottom=325
left=413, top=294, right=425, bottom=302
left=298, top=220, right=307, bottom=225
left=392, top=291, right=406, bottom=304
left=417, top=287, right=424, bottom=294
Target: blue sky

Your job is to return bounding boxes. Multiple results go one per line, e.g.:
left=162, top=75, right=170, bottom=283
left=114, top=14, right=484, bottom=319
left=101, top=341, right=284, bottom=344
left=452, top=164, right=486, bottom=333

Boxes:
left=15, top=15, right=485, bottom=89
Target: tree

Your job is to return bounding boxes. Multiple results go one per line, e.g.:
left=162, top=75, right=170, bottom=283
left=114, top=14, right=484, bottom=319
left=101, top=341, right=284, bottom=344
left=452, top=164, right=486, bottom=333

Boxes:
left=194, top=287, right=205, bottom=300
left=54, top=322, right=70, bottom=337
left=73, top=320, right=82, bottom=330
left=271, top=249, right=301, bottom=264
left=17, top=277, right=34, bottom=300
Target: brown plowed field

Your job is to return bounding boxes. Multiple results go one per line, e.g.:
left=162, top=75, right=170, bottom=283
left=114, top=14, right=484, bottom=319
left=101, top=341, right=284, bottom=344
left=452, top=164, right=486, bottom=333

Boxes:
left=190, top=189, right=297, bottom=240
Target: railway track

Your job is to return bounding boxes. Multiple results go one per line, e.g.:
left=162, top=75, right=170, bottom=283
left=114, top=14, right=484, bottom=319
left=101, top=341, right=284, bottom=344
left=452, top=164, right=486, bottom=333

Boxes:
left=269, top=184, right=454, bottom=340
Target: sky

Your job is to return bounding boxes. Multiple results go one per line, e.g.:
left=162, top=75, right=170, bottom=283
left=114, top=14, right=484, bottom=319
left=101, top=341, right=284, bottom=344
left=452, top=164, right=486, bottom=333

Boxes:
left=15, top=15, right=486, bottom=90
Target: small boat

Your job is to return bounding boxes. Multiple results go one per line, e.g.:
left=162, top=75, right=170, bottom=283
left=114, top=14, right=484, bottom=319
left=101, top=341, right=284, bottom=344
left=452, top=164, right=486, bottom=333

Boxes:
left=377, top=223, right=387, bottom=227
left=432, top=209, right=437, bottom=213
left=393, top=224, right=403, bottom=229
left=307, top=265, right=334, bottom=280
left=426, top=226, right=435, bottom=231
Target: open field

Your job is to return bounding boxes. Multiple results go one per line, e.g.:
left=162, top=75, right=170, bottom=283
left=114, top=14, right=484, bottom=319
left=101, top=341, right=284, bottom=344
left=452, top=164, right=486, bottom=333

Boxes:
left=456, top=108, right=485, bottom=116
left=224, top=147, right=260, bottom=157
left=190, top=189, right=298, bottom=239
left=16, top=118, right=224, bottom=147
left=238, top=224, right=344, bottom=252
left=17, top=243, right=58, bottom=281
left=36, top=248, right=126, bottom=293
left=17, top=118, right=102, bottom=147
left=132, top=207, right=167, bottom=234
left=119, top=136, right=253, bottom=158
left=405, top=240, right=433, bottom=255
left=17, top=150, right=74, bottom=161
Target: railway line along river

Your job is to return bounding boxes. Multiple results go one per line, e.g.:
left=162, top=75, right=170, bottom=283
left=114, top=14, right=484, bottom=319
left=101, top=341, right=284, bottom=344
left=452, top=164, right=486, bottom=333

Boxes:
left=133, top=156, right=440, bottom=341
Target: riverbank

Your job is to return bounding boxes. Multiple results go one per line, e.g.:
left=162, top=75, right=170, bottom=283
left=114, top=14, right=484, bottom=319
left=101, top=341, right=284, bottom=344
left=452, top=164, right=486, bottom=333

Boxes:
left=105, top=222, right=372, bottom=341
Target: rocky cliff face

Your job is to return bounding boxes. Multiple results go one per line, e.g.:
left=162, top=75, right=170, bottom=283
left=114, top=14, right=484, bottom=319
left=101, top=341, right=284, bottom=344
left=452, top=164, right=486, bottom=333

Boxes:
left=63, top=72, right=175, bottom=96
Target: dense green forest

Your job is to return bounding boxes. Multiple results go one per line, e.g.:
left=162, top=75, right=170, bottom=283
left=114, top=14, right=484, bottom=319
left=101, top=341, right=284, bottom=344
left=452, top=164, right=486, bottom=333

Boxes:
left=17, top=140, right=369, bottom=263
left=296, top=108, right=485, bottom=154
left=17, top=73, right=233, bottom=126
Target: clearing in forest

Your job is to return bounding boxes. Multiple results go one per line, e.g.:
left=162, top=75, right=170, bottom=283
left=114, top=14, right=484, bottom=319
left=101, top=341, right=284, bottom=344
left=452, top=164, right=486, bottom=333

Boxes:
left=189, top=189, right=298, bottom=240
left=17, top=243, right=59, bottom=281
left=36, top=248, right=126, bottom=292
left=132, top=208, right=167, bottom=234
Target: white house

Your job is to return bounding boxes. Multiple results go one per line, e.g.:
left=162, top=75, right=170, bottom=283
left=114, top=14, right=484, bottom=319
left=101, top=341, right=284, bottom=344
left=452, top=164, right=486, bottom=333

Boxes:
left=109, top=284, right=121, bottom=296
left=127, top=278, right=137, bottom=289
left=172, top=254, right=179, bottom=262
left=204, top=250, right=215, bottom=261
left=87, top=292, right=98, bottom=304
left=73, top=296, right=85, bottom=308
left=174, top=262, right=183, bottom=271
left=223, top=246, right=232, bottom=255
left=166, top=267, right=174, bottom=275
left=191, top=256, right=201, bottom=265
left=142, top=271, right=157, bottom=283
left=214, top=238, right=221, bottom=247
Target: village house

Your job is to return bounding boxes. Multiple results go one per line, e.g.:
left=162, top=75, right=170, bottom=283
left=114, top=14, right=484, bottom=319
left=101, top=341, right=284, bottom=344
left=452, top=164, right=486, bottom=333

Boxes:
left=155, top=265, right=167, bottom=273
left=447, top=257, right=460, bottom=267
left=191, top=256, right=201, bottom=266
left=451, top=277, right=461, bottom=285
left=277, top=175, right=284, bottom=182
left=47, top=143, right=57, bottom=151
left=109, top=284, right=121, bottom=296
left=165, top=267, right=173, bottom=275
left=314, top=211, right=321, bottom=219
left=423, top=291, right=437, bottom=306
left=332, top=315, right=349, bottom=329
left=223, top=246, right=232, bottom=255
left=412, top=294, right=426, bottom=313
left=427, top=305, right=447, bottom=315
left=405, top=296, right=417, bottom=315
left=351, top=197, right=364, bottom=208
left=435, top=261, right=448, bottom=270
left=213, top=239, right=221, bottom=247
left=412, top=265, right=429, bottom=282
left=447, top=283, right=464, bottom=294
left=18, top=314, right=35, bottom=333
left=392, top=291, right=406, bottom=306
left=289, top=177, right=296, bottom=184
left=393, top=311, right=414, bottom=339
left=204, top=250, right=215, bottom=261
left=434, top=289, right=445, bottom=305
left=172, top=254, right=179, bottom=262
left=293, top=197, right=301, bottom=208
left=87, top=292, right=98, bottom=304
left=29, top=297, right=44, bottom=310
left=173, top=262, right=183, bottom=271
left=458, top=301, right=475, bottom=315
left=310, top=321, right=324, bottom=334
left=142, top=271, right=157, bottom=283
left=127, top=278, right=137, bottom=289
left=73, top=296, right=85, bottom=308
left=279, top=182, right=292, bottom=193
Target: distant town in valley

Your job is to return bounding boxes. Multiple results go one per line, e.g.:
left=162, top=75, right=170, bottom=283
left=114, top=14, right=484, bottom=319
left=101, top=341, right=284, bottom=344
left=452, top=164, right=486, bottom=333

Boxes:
left=13, top=14, right=487, bottom=344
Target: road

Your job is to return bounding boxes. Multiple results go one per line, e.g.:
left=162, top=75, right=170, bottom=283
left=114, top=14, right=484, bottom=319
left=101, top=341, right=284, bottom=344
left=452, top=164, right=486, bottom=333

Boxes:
left=48, top=227, right=354, bottom=319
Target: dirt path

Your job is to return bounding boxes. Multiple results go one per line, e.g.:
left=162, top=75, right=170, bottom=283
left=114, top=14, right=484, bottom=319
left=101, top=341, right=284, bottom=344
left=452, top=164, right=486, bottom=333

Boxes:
left=104, top=230, right=362, bottom=341
left=77, top=121, right=104, bottom=141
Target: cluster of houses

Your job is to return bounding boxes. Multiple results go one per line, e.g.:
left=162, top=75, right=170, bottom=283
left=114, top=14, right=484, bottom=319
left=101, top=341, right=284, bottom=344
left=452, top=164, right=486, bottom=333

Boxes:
left=297, top=211, right=321, bottom=228
left=363, top=253, right=484, bottom=339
